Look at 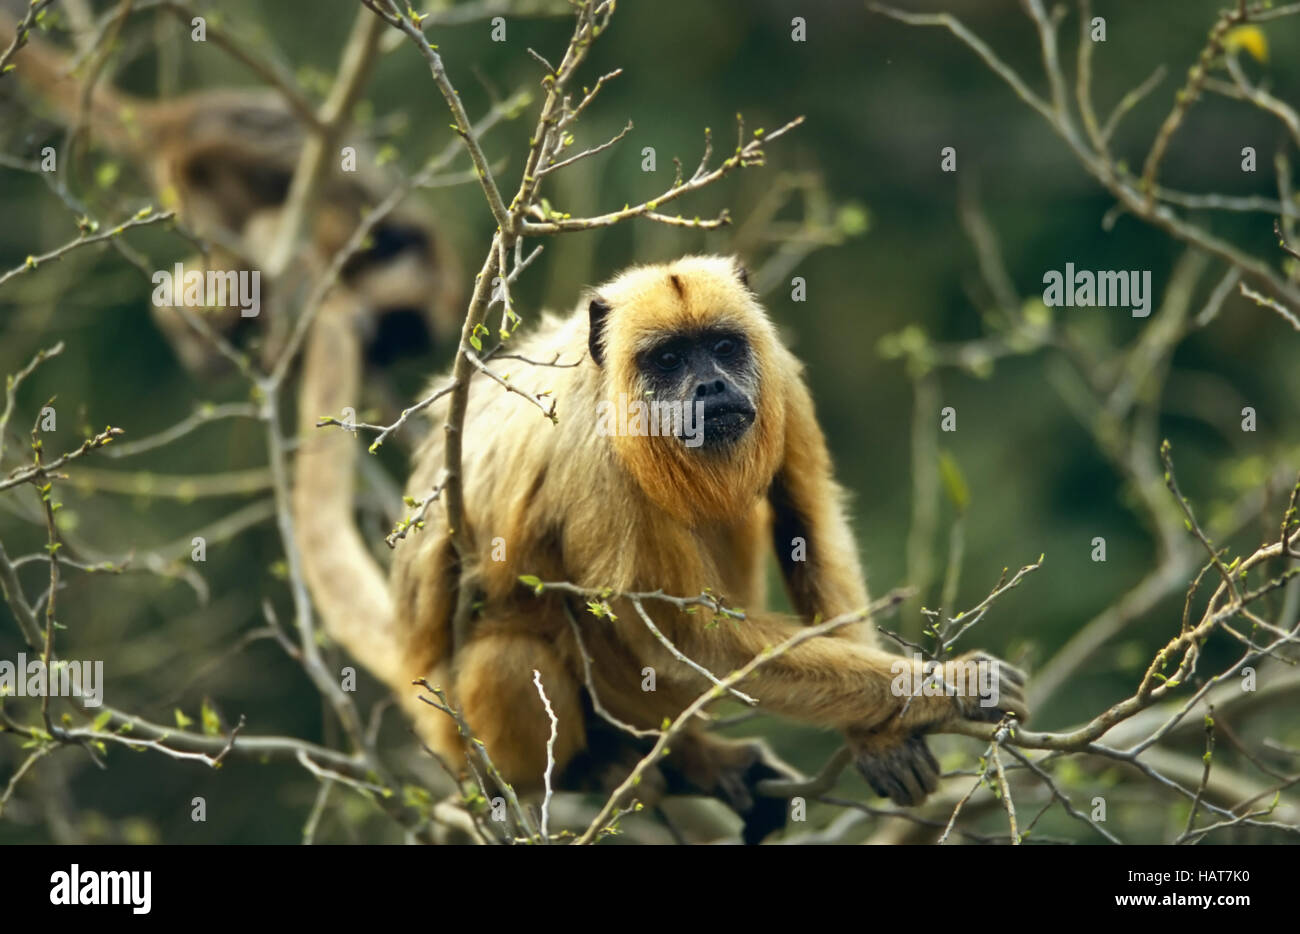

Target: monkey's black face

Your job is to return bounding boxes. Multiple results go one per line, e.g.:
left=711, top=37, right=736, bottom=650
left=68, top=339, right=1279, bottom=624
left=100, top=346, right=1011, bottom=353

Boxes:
left=636, top=329, right=758, bottom=450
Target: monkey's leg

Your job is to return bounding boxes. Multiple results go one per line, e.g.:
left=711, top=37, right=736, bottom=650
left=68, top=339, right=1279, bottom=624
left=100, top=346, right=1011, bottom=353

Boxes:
left=452, top=630, right=587, bottom=791
left=555, top=699, right=792, bottom=844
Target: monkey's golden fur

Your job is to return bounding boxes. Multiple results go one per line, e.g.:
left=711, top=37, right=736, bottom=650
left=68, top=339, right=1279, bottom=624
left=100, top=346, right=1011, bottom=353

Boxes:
left=293, top=254, right=1027, bottom=833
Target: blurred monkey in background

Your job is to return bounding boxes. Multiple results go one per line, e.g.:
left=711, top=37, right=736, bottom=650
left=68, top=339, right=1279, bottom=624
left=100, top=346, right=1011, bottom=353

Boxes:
left=0, top=6, right=460, bottom=376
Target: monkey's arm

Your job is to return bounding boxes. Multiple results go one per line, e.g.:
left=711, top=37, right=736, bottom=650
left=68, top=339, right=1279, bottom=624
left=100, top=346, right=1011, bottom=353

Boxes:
left=768, top=361, right=870, bottom=623
left=748, top=357, right=1030, bottom=804
left=646, top=604, right=1025, bottom=807
left=667, top=610, right=1024, bottom=732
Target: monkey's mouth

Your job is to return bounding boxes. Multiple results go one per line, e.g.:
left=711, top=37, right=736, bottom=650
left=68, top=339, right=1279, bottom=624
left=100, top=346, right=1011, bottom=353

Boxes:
left=697, top=401, right=756, bottom=448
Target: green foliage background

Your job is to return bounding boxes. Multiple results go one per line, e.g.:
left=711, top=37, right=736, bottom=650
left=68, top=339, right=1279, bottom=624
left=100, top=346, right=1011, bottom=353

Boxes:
left=1, top=0, right=1297, bottom=843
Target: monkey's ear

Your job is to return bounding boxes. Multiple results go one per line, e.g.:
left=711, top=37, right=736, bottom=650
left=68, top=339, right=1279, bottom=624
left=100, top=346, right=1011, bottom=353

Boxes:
left=588, top=296, right=610, bottom=367
left=732, top=258, right=751, bottom=290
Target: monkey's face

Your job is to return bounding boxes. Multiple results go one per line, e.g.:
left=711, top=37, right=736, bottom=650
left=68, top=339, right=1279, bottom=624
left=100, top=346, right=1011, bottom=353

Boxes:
left=589, top=255, right=787, bottom=523
left=635, top=327, right=758, bottom=450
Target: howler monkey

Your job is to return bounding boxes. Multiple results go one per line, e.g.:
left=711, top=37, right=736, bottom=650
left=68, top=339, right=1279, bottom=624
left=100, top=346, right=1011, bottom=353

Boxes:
left=295, top=254, right=1028, bottom=843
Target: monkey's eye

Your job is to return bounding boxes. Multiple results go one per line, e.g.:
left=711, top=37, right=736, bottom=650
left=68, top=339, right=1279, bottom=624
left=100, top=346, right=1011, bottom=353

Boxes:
left=713, top=338, right=737, bottom=359
left=654, top=349, right=682, bottom=371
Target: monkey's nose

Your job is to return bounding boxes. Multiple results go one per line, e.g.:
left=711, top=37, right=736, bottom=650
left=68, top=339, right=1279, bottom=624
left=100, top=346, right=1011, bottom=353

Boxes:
left=694, top=379, right=727, bottom=398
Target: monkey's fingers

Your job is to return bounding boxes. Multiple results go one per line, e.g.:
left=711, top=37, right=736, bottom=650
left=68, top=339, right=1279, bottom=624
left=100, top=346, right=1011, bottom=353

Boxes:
left=952, top=651, right=1030, bottom=724
left=960, top=684, right=1029, bottom=724
left=849, top=732, right=941, bottom=807
left=955, top=650, right=1027, bottom=686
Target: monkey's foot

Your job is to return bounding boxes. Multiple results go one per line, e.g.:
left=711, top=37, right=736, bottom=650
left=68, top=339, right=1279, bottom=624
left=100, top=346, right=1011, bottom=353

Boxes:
left=847, top=730, right=941, bottom=807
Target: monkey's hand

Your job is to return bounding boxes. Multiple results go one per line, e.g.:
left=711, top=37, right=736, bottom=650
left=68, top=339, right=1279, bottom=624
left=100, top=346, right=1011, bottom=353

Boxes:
left=846, top=651, right=1029, bottom=807
left=946, top=650, right=1029, bottom=724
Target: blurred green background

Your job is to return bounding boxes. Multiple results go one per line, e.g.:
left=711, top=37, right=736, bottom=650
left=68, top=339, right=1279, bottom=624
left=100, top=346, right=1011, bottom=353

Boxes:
left=1, top=0, right=1298, bottom=843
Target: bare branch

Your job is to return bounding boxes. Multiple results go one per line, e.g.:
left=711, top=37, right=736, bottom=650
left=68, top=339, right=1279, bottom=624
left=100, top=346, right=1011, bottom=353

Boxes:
left=0, top=210, right=174, bottom=288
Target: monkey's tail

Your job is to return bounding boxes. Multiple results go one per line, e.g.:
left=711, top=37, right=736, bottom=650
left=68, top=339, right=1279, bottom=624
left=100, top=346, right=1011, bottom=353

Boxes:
left=0, top=11, right=143, bottom=153
left=292, top=291, right=405, bottom=689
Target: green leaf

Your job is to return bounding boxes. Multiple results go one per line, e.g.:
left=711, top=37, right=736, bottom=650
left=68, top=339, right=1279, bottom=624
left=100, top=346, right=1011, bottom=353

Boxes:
left=94, top=162, right=120, bottom=189
left=938, top=451, right=970, bottom=513
left=200, top=700, right=221, bottom=736
left=836, top=201, right=871, bottom=237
